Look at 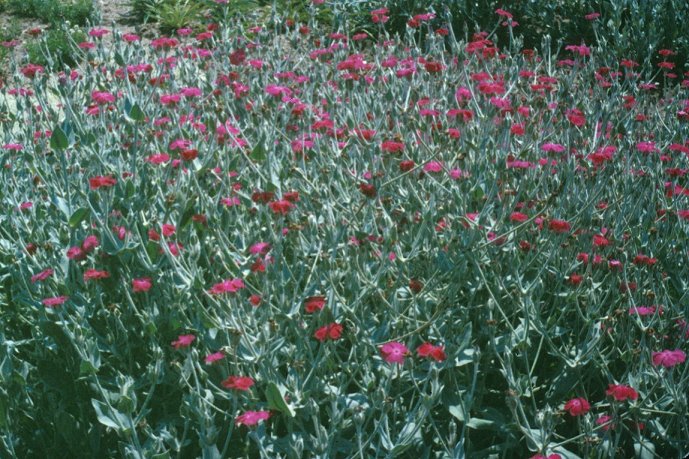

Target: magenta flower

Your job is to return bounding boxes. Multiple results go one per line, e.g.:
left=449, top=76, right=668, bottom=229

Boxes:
left=222, top=376, right=255, bottom=391
left=132, top=278, right=153, bottom=293
left=171, top=334, right=196, bottom=349
left=563, top=397, right=590, bottom=416
left=42, top=296, right=69, bottom=308
left=652, top=349, right=686, bottom=368
left=208, top=278, right=245, bottom=295
left=31, top=268, right=54, bottom=283
left=204, top=351, right=225, bottom=364
left=380, top=342, right=409, bottom=364
left=235, top=410, right=270, bottom=426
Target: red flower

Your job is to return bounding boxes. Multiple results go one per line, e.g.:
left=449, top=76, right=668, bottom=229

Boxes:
left=314, top=323, right=343, bottom=342
left=416, top=343, right=446, bottom=362
left=548, top=219, right=571, bottom=233
left=510, top=212, right=528, bottom=223
left=171, top=334, right=195, bottom=349
left=381, top=140, right=404, bottom=153
left=89, top=175, right=117, bottom=190
left=180, top=148, right=198, bottom=161
left=132, top=277, right=153, bottom=293
left=424, top=61, right=444, bottom=73
left=269, top=199, right=294, bottom=215
left=305, top=296, right=326, bottom=313
left=400, top=160, right=415, bottom=172
left=605, top=384, right=639, bottom=402
left=359, top=183, right=377, bottom=198
left=235, top=410, right=270, bottom=426
left=409, top=279, right=423, bottom=293
left=222, top=375, right=255, bottom=391
left=568, top=273, right=583, bottom=286
left=564, top=397, right=590, bottom=416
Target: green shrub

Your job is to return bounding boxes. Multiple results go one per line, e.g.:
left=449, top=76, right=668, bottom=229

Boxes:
left=155, top=0, right=205, bottom=35
left=7, top=0, right=94, bottom=27
left=26, top=27, right=86, bottom=70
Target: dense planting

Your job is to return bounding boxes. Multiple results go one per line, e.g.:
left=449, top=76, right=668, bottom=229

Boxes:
left=1, top=4, right=689, bottom=458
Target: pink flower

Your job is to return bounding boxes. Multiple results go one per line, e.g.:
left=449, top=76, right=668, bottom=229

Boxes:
left=88, top=27, right=109, bottom=38
left=222, top=376, right=255, bottom=391
left=91, top=91, right=115, bottom=105
left=652, top=349, right=686, bottom=368
left=83, top=269, right=110, bottom=282
left=249, top=242, right=271, bottom=255
left=563, top=397, right=590, bottom=416
left=423, top=161, right=443, bottom=173
left=380, top=342, right=409, bottom=364
left=541, top=143, right=566, bottom=153
left=82, top=235, right=100, bottom=252
left=416, top=343, right=446, bottom=362
left=208, top=278, right=246, bottom=295
left=171, top=334, right=196, bottom=349
left=605, top=384, right=639, bottom=401
left=381, top=140, right=404, bottom=153
left=67, top=246, right=86, bottom=260
left=132, top=277, right=153, bottom=293
left=146, top=153, right=170, bottom=165
left=31, top=268, right=54, bottom=283
left=265, top=84, right=291, bottom=97
left=42, top=296, right=68, bottom=307
left=205, top=351, right=225, bottom=364
left=595, top=415, right=615, bottom=431
left=162, top=224, right=176, bottom=237
left=235, top=410, right=270, bottom=426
